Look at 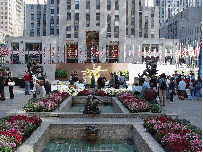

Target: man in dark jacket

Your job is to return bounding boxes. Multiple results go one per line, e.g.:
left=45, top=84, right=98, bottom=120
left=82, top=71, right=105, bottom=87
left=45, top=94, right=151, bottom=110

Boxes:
left=0, top=71, right=7, bottom=100
left=44, top=79, right=51, bottom=95
left=114, top=72, right=119, bottom=89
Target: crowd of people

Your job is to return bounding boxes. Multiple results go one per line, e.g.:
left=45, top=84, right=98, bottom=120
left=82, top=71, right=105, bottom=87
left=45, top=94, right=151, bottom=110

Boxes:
left=132, top=71, right=202, bottom=106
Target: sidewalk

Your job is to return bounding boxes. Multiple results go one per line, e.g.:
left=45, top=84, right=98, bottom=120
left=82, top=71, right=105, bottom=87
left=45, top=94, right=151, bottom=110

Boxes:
left=0, top=86, right=201, bottom=129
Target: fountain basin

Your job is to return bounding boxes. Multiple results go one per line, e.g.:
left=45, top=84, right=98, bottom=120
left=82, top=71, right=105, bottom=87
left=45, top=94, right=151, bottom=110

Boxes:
left=16, top=118, right=165, bottom=152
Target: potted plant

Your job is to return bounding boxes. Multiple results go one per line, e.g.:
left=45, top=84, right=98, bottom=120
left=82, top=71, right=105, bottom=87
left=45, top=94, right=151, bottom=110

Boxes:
left=55, top=69, right=69, bottom=81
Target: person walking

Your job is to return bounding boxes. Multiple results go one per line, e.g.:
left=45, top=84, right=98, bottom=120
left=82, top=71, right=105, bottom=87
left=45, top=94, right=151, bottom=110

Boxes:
left=194, top=76, right=201, bottom=100
left=166, top=76, right=170, bottom=100
left=8, top=71, right=14, bottom=99
left=168, top=77, right=175, bottom=103
left=159, top=73, right=167, bottom=106
left=188, top=79, right=195, bottom=100
left=29, top=70, right=34, bottom=90
left=0, top=72, right=6, bottom=100
left=90, top=73, right=95, bottom=88
left=178, top=78, right=186, bottom=100
left=24, top=72, right=30, bottom=95
left=44, top=79, right=51, bottom=95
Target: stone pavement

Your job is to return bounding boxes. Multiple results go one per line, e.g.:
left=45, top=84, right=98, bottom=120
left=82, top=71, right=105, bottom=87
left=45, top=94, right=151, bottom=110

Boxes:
left=0, top=86, right=202, bottom=129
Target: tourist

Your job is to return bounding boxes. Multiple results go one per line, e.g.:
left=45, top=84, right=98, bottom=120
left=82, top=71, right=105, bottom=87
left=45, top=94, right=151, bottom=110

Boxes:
left=36, top=82, right=45, bottom=98
left=2, top=69, right=7, bottom=78
left=44, top=79, right=51, bottom=95
left=76, top=80, right=85, bottom=89
left=194, top=76, right=201, bottom=100
left=97, top=74, right=107, bottom=89
left=145, top=83, right=157, bottom=104
left=70, top=73, right=74, bottom=81
left=90, top=73, right=95, bottom=88
left=166, top=76, right=170, bottom=100
left=119, top=72, right=126, bottom=84
left=119, top=82, right=125, bottom=89
left=140, top=80, right=150, bottom=97
left=114, top=72, right=119, bottom=89
left=29, top=70, right=34, bottom=90
left=8, top=70, right=13, bottom=80
left=159, top=73, right=167, bottom=106
left=168, top=77, right=175, bottom=103
left=69, top=81, right=76, bottom=89
left=178, top=78, right=186, bottom=100
left=0, top=72, right=6, bottom=100
left=72, top=71, right=79, bottom=82
left=188, top=79, right=195, bottom=100
left=145, top=74, right=151, bottom=84
left=8, top=78, right=14, bottom=99
left=132, top=83, right=142, bottom=96
left=24, top=71, right=30, bottom=95
left=183, top=75, right=190, bottom=89
left=85, top=73, right=91, bottom=88
left=109, top=72, right=115, bottom=88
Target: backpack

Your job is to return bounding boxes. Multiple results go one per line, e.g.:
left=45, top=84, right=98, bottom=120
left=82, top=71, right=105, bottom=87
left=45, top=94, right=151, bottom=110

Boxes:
left=160, top=79, right=167, bottom=90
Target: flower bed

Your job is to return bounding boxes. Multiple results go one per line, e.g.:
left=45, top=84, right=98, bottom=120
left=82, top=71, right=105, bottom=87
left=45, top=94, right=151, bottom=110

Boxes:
left=23, top=91, right=69, bottom=112
left=0, top=115, right=42, bottom=152
left=143, top=115, right=202, bottom=152
left=118, top=92, right=151, bottom=113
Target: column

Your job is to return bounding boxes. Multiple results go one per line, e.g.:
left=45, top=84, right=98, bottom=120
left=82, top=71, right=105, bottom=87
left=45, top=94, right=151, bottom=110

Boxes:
left=134, top=0, right=139, bottom=38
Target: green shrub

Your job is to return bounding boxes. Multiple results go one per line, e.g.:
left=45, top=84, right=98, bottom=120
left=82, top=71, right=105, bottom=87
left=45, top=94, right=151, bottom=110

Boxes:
left=150, top=104, right=161, bottom=113
left=123, top=69, right=129, bottom=79
left=55, top=69, right=68, bottom=78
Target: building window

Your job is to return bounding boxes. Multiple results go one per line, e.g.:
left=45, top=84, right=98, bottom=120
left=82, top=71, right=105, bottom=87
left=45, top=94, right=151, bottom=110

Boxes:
left=66, top=26, right=71, bottom=31
left=31, top=23, right=34, bottom=28
left=51, top=0, right=54, bottom=4
left=57, top=0, right=60, bottom=4
left=50, top=17, right=54, bottom=24
left=114, top=26, right=119, bottom=38
left=57, top=29, right=59, bottom=34
left=96, top=13, right=100, bottom=26
left=144, top=34, right=148, bottom=38
left=50, top=28, right=54, bottom=35
left=67, top=0, right=71, bottom=10
left=107, top=0, right=111, bottom=10
left=30, top=31, right=34, bottom=37
left=67, top=34, right=71, bottom=38
left=115, top=0, right=119, bottom=10
left=75, top=0, right=79, bottom=9
left=31, top=5, right=34, bottom=9
left=57, top=7, right=59, bottom=14
left=86, top=14, right=90, bottom=27
left=96, top=0, right=100, bottom=9
left=115, top=15, right=119, bottom=21
left=151, top=34, right=154, bottom=38
left=86, top=0, right=90, bottom=9
left=67, top=12, right=71, bottom=20
left=51, top=9, right=54, bottom=14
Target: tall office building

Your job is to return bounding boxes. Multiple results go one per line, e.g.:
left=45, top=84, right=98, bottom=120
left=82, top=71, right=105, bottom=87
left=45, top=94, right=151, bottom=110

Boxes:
left=0, top=0, right=24, bottom=44
left=6, top=0, right=177, bottom=64
left=154, top=0, right=202, bottom=27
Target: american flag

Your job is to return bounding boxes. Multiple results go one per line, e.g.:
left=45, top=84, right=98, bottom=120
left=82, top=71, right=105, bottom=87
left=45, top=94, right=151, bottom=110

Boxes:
left=80, top=48, right=82, bottom=57
left=33, top=44, right=35, bottom=56
left=144, top=47, right=146, bottom=58
left=148, top=48, right=151, bottom=58
left=52, top=47, right=54, bottom=58
left=43, top=47, right=45, bottom=57
left=75, top=48, right=77, bottom=57
left=91, top=47, right=93, bottom=56
left=112, top=48, right=115, bottom=58
left=27, top=47, right=30, bottom=56
left=96, top=48, right=99, bottom=58
left=22, top=47, right=24, bottom=56
left=107, top=49, right=109, bottom=57
left=101, top=48, right=104, bottom=58
left=159, top=50, right=162, bottom=58
left=165, top=49, right=168, bottom=58
left=154, top=47, right=157, bottom=58
left=58, top=46, right=60, bottom=57
left=85, top=48, right=87, bottom=58
left=170, top=49, right=173, bottom=56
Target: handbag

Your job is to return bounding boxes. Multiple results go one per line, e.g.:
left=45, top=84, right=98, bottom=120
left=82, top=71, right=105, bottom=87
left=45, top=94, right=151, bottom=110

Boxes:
left=8, top=81, right=15, bottom=86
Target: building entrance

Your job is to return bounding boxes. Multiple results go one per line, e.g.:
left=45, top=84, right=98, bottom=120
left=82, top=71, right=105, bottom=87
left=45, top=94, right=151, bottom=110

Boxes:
left=86, top=31, right=99, bottom=63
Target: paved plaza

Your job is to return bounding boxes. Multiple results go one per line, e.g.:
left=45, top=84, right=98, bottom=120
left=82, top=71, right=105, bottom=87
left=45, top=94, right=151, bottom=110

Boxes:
left=0, top=86, right=202, bottom=129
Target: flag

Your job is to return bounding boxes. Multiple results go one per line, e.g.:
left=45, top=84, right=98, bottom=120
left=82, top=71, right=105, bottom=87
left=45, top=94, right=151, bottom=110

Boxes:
left=165, top=49, right=168, bottom=58
left=159, top=49, right=162, bottom=58
left=118, top=50, right=120, bottom=57
left=154, top=47, right=157, bottom=58
left=43, top=47, right=45, bottom=57
left=22, top=47, right=24, bottom=56
left=17, top=49, right=19, bottom=56
left=148, top=47, right=151, bottom=58
left=91, top=47, right=93, bottom=56
left=80, top=48, right=82, bottom=57
left=144, top=47, right=146, bottom=58
left=33, top=44, right=35, bottom=56
left=68, top=48, right=71, bottom=57
left=96, top=48, right=99, bottom=58
left=101, top=48, right=104, bottom=58
left=107, top=49, right=109, bottom=57
left=75, top=48, right=77, bottom=57
left=112, top=47, right=115, bottom=58
left=170, top=49, right=173, bottom=56
left=38, top=47, right=40, bottom=57
left=27, top=47, right=30, bottom=56
left=52, top=47, right=54, bottom=58
left=138, top=46, right=141, bottom=58
left=85, top=48, right=87, bottom=58
left=58, top=46, right=60, bottom=57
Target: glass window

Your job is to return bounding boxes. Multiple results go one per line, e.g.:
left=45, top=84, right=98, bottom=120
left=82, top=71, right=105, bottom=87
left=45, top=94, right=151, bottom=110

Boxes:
left=86, top=0, right=90, bottom=9
left=96, top=0, right=100, bottom=9
left=57, top=0, right=59, bottom=4
left=115, top=0, right=119, bottom=10
left=31, top=5, right=34, bottom=9
left=50, top=28, right=54, bottom=35
left=66, top=26, right=71, bottom=31
left=66, top=34, right=71, bottom=38
left=115, top=15, right=119, bottom=21
left=57, top=29, right=59, bottom=34
left=75, top=0, right=79, bottom=9
left=51, top=9, right=54, bottom=14
left=67, top=12, right=71, bottom=20
left=107, top=0, right=111, bottom=10
left=51, top=0, right=54, bottom=4
left=151, top=34, right=154, bottom=38
left=96, top=13, right=100, bottom=21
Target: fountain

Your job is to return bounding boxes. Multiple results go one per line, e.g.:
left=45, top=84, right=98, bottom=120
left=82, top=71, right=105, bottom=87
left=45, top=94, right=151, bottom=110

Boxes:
left=86, top=125, right=99, bottom=142
left=83, top=95, right=101, bottom=114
